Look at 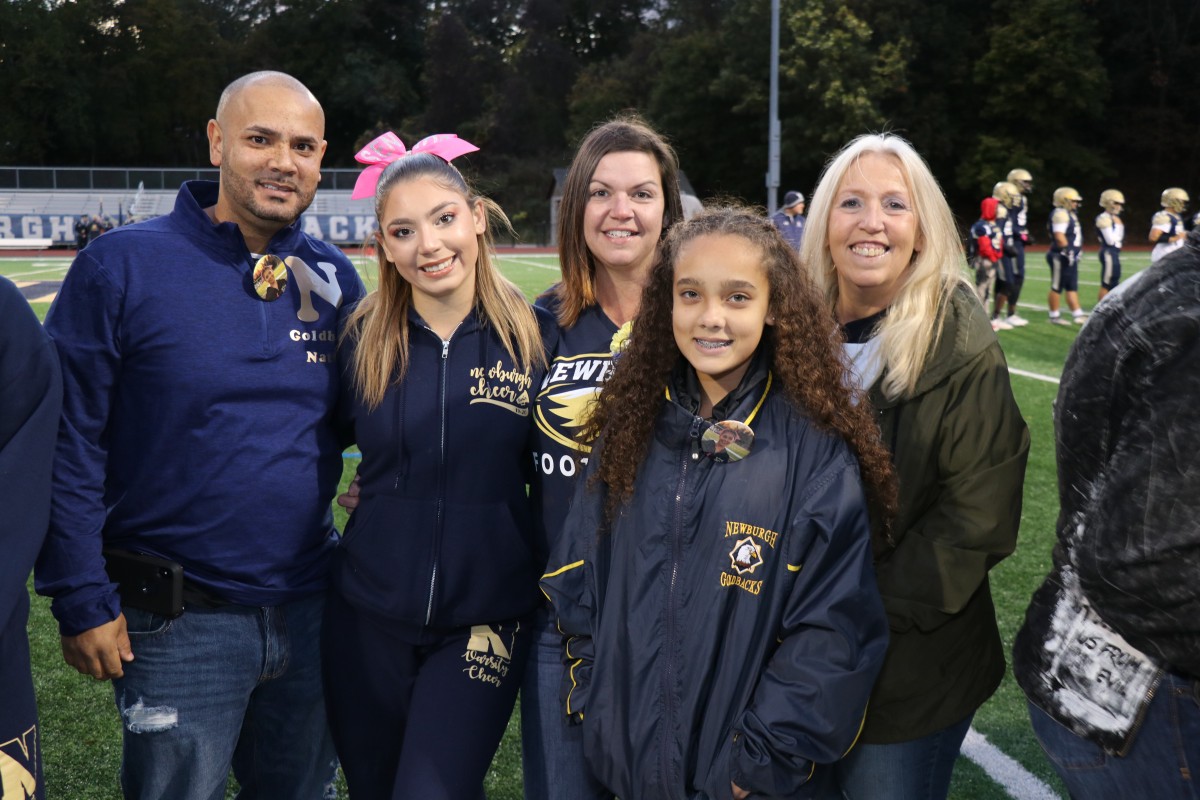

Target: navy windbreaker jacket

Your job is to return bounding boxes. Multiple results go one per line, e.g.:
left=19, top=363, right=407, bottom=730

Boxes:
left=541, top=359, right=889, bottom=799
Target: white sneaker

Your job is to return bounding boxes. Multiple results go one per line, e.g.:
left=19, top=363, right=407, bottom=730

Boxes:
left=1048, top=315, right=1073, bottom=326
left=1073, top=313, right=1088, bottom=325
left=991, top=318, right=1013, bottom=331
left=1005, top=314, right=1030, bottom=327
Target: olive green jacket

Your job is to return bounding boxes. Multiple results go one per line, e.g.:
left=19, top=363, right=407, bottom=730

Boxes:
left=862, top=284, right=1030, bottom=743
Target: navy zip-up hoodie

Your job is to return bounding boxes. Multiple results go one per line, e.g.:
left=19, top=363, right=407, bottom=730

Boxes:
left=37, top=181, right=364, bottom=635
left=334, top=305, right=553, bottom=629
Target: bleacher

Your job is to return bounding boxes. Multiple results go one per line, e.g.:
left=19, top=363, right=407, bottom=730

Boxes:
left=0, top=166, right=375, bottom=245
left=1, top=181, right=373, bottom=246
left=0, top=190, right=164, bottom=219
left=0, top=188, right=368, bottom=220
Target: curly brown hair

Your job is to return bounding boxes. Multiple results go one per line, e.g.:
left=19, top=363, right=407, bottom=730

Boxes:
left=584, top=206, right=898, bottom=550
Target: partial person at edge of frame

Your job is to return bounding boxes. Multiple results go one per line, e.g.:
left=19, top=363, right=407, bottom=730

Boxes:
left=1014, top=227, right=1200, bottom=800
left=36, top=71, right=365, bottom=799
left=541, top=205, right=896, bottom=799
left=324, top=131, right=552, bottom=799
left=0, top=275, right=62, bottom=800
left=1148, top=186, right=1189, bottom=264
left=799, top=132, right=1030, bottom=800
left=521, top=114, right=685, bottom=800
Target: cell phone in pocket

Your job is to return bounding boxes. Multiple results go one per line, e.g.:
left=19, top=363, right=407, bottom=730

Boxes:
left=102, top=548, right=185, bottom=618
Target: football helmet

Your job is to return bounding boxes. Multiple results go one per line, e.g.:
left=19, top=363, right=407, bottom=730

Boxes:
left=1053, top=186, right=1082, bottom=209
left=1161, top=187, right=1189, bottom=213
left=993, top=181, right=1021, bottom=208
left=1007, top=168, right=1033, bottom=194
left=1099, top=189, right=1125, bottom=213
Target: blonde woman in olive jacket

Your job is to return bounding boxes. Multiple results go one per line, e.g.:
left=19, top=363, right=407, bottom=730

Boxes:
left=801, top=133, right=1030, bottom=800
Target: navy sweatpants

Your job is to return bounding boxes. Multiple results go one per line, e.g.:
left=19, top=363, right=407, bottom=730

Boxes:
left=322, top=590, right=530, bottom=800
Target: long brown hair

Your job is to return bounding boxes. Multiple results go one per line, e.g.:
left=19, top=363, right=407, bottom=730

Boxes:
left=585, top=207, right=897, bottom=547
left=549, top=115, right=684, bottom=327
left=343, top=153, right=544, bottom=409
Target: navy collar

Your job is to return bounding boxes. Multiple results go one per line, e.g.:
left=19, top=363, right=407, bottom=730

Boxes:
left=669, top=346, right=771, bottom=422
left=175, top=180, right=305, bottom=257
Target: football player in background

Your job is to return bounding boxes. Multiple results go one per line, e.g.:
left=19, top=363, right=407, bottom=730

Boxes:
left=1046, top=186, right=1087, bottom=325
left=1006, top=168, right=1033, bottom=279
left=1095, top=189, right=1125, bottom=302
left=992, top=181, right=1028, bottom=326
left=1149, top=187, right=1189, bottom=263
left=970, top=196, right=1007, bottom=330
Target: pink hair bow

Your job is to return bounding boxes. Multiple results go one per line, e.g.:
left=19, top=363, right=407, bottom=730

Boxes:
left=351, top=132, right=480, bottom=200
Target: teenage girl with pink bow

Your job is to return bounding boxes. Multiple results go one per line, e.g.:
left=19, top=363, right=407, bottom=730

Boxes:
left=322, top=132, right=553, bottom=799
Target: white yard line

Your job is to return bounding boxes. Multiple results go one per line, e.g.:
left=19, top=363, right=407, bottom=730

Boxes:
left=1008, top=367, right=1061, bottom=385
left=500, top=256, right=561, bottom=272
left=4, top=265, right=70, bottom=280
left=962, top=727, right=1062, bottom=800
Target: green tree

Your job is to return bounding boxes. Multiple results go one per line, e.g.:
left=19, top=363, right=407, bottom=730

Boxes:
left=1088, top=0, right=1200, bottom=218
left=967, top=0, right=1109, bottom=203
left=0, top=0, right=112, bottom=165
left=244, top=0, right=425, bottom=166
left=783, top=0, right=912, bottom=150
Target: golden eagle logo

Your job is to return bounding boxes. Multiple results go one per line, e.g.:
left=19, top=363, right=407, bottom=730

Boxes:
left=729, top=537, right=764, bottom=575
left=535, top=385, right=602, bottom=452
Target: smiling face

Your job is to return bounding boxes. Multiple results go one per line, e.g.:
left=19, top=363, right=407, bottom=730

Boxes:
left=376, top=175, right=486, bottom=314
left=827, top=151, right=921, bottom=320
left=672, top=233, right=772, bottom=412
left=207, top=80, right=327, bottom=251
left=583, top=151, right=666, bottom=279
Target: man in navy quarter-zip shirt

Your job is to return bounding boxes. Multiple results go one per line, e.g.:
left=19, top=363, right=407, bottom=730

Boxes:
left=36, top=71, right=364, bottom=800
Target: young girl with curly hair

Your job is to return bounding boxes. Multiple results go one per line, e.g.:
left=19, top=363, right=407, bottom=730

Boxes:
left=542, top=206, right=896, bottom=800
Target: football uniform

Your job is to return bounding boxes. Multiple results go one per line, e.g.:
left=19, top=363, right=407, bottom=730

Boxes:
left=1150, top=210, right=1185, bottom=263
left=1096, top=210, right=1124, bottom=290
left=1047, top=207, right=1082, bottom=294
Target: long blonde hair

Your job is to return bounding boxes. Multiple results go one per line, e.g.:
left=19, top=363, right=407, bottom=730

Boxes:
left=344, top=153, right=545, bottom=409
left=801, top=133, right=969, bottom=400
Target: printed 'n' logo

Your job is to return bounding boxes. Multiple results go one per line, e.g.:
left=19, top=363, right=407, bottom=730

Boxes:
left=285, top=257, right=343, bottom=322
left=466, top=624, right=513, bottom=660
left=462, top=623, right=520, bottom=688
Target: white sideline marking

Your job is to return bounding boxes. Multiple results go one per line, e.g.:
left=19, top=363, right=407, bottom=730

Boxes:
left=4, top=265, right=69, bottom=280
left=1009, top=367, right=1060, bottom=385
left=962, top=727, right=1061, bottom=800
left=500, top=256, right=560, bottom=272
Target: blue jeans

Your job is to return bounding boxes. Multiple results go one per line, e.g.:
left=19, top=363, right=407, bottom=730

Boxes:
left=114, top=593, right=337, bottom=800
left=520, top=608, right=611, bottom=800
left=1029, top=672, right=1200, bottom=800
left=807, top=714, right=973, bottom=800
